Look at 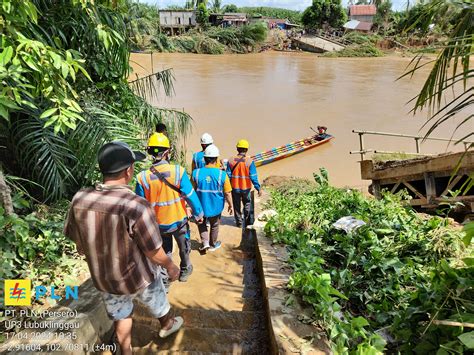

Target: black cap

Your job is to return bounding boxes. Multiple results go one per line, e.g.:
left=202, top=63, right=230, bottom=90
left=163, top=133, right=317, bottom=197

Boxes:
left=98, top=141, right=146, bottom=174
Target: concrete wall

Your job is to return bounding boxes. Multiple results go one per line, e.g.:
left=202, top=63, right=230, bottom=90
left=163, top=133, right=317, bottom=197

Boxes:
left=350, top=14, right=374, bottom=23
left=159, top=11, right=196, bottom=27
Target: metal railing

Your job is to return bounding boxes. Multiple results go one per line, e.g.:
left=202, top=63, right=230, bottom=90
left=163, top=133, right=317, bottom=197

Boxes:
left=315, top=29, right=352, bottom=46
left=305, top=28, right=352, bottom=46
left=350, top=129, right=474, bottom=160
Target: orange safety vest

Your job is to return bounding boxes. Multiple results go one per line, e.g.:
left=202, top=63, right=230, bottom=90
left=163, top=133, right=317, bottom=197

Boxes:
left=137, top=164, right=187, bottom=230
left=228, top=155, right=253, bottom=191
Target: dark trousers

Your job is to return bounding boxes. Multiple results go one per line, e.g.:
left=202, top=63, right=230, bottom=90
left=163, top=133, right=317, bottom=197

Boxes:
left=161, top=223, right=191, bottom=271
left=198, top=215, right=221, bottom=247
left=232, top=190, right=251, bottom=226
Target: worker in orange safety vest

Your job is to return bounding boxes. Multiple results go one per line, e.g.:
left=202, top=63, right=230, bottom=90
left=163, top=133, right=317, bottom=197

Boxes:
left=136, top=133, right=204, bottom=284
left=226, top=139, right=261, bottom=228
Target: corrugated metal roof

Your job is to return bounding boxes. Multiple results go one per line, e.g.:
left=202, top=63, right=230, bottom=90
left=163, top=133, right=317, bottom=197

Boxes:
left=223, top=13, right=247, bottom=17
left=349, top=5, right=377, bottom=16
left=356, top=21, right=373, bottom=31
left=343, top=20, right=360, bottom=30
left=343, top=20, right=373, bottom=31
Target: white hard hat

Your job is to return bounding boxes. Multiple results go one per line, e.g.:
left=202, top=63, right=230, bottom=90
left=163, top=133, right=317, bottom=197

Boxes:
left=200, top=133, right=213, bottom=145
left=203, top=144, right=220, bottom=158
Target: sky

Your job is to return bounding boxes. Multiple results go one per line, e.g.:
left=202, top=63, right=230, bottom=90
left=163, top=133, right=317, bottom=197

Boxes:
left=141, top=0, right=411, bottom=12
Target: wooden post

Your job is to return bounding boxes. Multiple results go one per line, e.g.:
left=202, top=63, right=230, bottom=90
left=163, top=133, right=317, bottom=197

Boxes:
left=150, top=52, right=154, bottom=74
left=424, top=172, right=436, bottom=204
left=0, top=166, right=13, bottom=215
left=372, top=180, right=381, bottom=199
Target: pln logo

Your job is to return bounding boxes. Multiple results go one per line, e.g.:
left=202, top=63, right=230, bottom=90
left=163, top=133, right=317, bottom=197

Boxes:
left=5, top=280, right=31, bottom=306
left=4, top=280, right=79, bottom=306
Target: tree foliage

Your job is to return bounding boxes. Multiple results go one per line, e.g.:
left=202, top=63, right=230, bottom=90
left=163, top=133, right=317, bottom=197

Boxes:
left=1, top=0, right=193, bottom=202
left=126, top=1, right=161, bottom=50
left=238, top=7, right=302, bottom=24
left=210, top=0, right=221, bottom=13
left=302, top=0, right=347, bottom=29
left=401, top=0, right=473, bottom=142
left=373, top=0, right=393, bottom=29
left=222, top=4, right=238, bottom=13
left=196, top=3, right=210, bottom=29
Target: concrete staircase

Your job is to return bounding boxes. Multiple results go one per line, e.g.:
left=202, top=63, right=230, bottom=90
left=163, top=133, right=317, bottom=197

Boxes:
left=131, top=229, right=270, bottom=354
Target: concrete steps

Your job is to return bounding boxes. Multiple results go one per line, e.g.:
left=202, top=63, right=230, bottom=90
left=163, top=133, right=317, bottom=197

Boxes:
left=132, top=327, right=265, bottom=353
left=131, top=290, right=269, bottom=353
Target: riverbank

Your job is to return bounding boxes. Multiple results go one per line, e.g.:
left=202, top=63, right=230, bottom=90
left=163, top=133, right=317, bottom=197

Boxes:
left=135, top=23, right=268, bottom=54
left=263, top=171, right=472, bottom=353
left=139, top=28, right=439, bottom=57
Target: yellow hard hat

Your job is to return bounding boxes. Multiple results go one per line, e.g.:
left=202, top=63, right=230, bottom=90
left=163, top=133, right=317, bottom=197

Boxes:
left=236, top=139, right=249, bottom=149
left=148, top=133, right=170, bottom=148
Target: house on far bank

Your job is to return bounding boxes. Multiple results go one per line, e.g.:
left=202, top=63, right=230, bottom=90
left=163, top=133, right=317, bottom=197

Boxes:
left=349, top=5, right=377, bottom=23
left=343, top=20, right=373, bottom=33
left=260, top=17, right=301, bottom=30
left=159, top=10, right=196, bottom=35
left=209, top=13, right=248, bottom=27
left=344, top=5, right=376, bottom=32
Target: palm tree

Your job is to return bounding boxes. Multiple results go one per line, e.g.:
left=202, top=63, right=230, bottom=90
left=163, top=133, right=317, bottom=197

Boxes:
left=402, top=0, right=473, bottom=241
left=402, top=0, right=472, bottom=143
left=0, top=0, right=193, bottom=202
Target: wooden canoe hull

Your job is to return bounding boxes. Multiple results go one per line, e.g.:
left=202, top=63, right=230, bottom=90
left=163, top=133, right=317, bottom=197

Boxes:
left=252, top=135, right=334, bottom=167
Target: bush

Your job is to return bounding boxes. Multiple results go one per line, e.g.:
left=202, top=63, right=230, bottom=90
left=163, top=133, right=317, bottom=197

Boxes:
left=151, top=33, right=175, bottom=52
left=265, top=169, right=471, bottom=353
left=322, top=43, right=384, bottom=57
left=0, top=198, right=83, bottom=287
left=195, top=36, right=225, bottom=54
left=343, top=32, right=382, bottom=45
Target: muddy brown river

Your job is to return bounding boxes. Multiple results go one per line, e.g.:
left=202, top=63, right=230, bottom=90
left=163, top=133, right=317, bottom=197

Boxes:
left=130, top=52, right=470, bottom=189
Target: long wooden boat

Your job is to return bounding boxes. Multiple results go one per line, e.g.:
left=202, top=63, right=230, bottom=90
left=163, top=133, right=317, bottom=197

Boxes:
left=251, top=134, right=334, bottom=167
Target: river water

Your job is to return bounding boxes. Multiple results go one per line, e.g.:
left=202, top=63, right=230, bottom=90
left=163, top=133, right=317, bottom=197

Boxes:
left=130, top=52, right=470, bottom=189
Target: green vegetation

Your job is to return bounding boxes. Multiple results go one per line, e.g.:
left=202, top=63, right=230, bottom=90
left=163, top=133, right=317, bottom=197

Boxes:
left=127, top=2, right=161, bottom=50
left=402, top=0, right=473, bottom=246
left=265, top=169, right=472, bottom=353
left=0, top=0, right=192, bottom=308
left=302, top=0, right=347, bottom=29
left=0, top=196, right=85, bottom=291
left=196, top=3, right=210, bottom=29
left=1, top=0, right=192, bottom=203
left=222, top=4, right=238, bottom=13
left=238, top=7, right=302, bottom=24
left=322, top=44, right=384, bottom=57
left=372, top=152, right=427, bottom=162
left=322, top=33, right=385, bottom=57
left=151, top=23, right=268, bottom=54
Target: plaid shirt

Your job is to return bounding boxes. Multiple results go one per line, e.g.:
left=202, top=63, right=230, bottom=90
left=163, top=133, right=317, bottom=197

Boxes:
left=64, top=184, right=162, bottom=295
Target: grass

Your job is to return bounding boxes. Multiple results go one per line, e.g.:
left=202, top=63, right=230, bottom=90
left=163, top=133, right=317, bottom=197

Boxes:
left=322, top=43, right=384, bottom=58
left=372, top=152, right=430, bottom=162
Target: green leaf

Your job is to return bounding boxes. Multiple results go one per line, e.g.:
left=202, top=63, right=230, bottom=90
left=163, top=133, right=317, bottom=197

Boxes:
left=61, top=62, right=69, bottom=79
left=463, top=257, right=474, bottom=267
left=351, top=316, right=370, bottom=329
left=0, top=46, right=14, bottom=66
left=0, top=105, right=9, bottom=120
left=39, top=107, right=58, bottom=119
left=458, top=331, right=474, bottom=349
left=24, top=57, right=40, bottom=71
left=49, top=52, right=62, bottom=70
left=463, top=222, right=474, bottom=246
